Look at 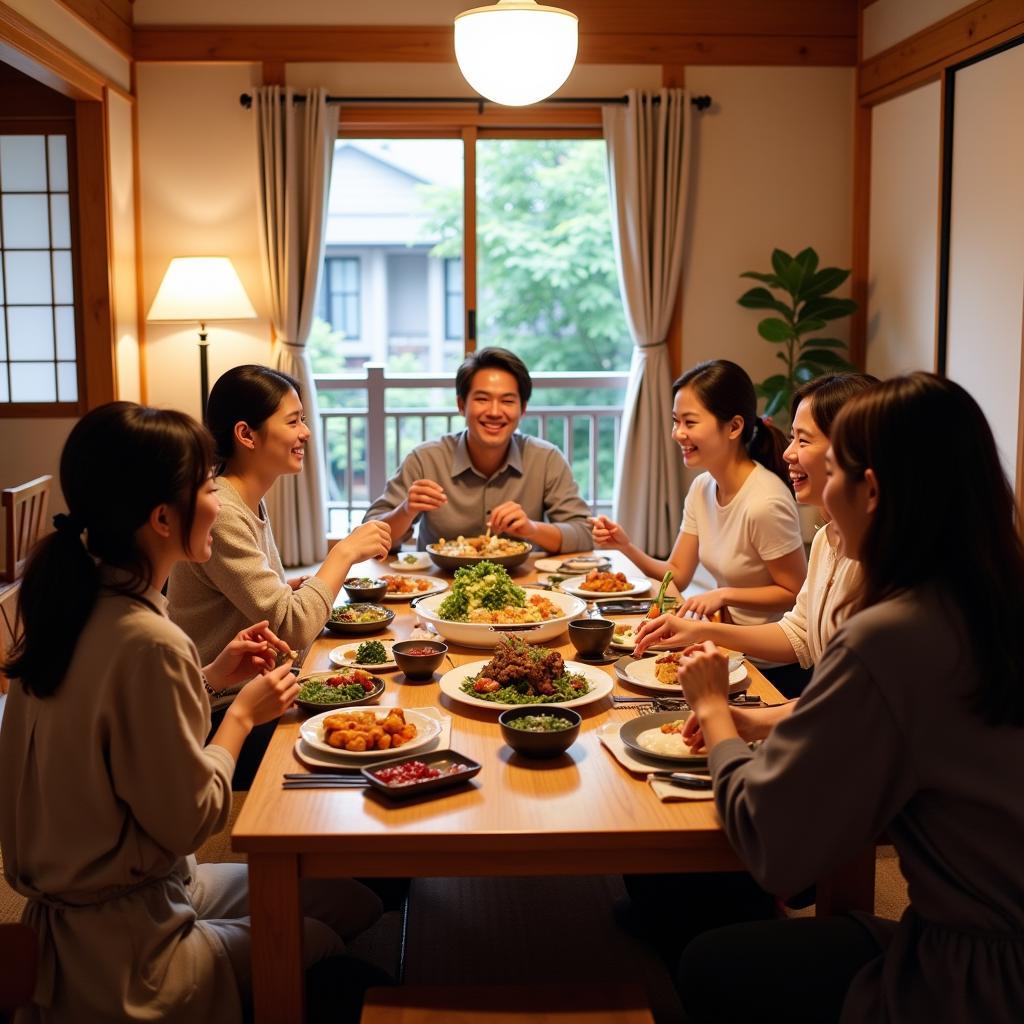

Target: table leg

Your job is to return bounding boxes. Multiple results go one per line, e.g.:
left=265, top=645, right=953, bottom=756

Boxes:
left=815, top=845, right=876, bottom=916
left=249, top=852, right=304, bottom=1022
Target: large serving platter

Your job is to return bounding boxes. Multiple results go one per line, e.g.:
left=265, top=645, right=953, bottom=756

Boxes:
left=413, top=588, right=587, bottom=649
left=437, top=659, right=614, bottom=712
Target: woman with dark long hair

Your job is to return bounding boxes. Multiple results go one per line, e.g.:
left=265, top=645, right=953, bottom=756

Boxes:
left=0, top=403, right=382, bottom=1023
left=167, top=365, right=390, bottom=785
left=593, top=359, right=806, bottom=678
left=634, top=372, right=878, bottom=706
left=674, top=372, right=1024, bottom=1023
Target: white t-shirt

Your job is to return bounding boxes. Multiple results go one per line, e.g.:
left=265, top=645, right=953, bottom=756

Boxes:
left=681, top=463, right=803, bottom=628
left=777, top=523, right=861, bottom=669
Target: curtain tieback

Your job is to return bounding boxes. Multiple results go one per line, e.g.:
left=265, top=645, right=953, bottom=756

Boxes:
left=637, top=339, right=667, bottom=350
left=277, top=339, right=305, bottom=350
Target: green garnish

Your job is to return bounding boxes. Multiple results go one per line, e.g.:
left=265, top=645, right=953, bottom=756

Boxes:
left=355, top=640, right=388, bottom=665
left=506, top=714, right=575, bottom=732
left=438, top=561, right=526, bottom=622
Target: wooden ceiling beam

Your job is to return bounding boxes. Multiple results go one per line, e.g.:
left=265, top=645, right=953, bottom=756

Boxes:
left=133, top=24, right=855, bottom=66
left=54, top=0, right=132, bottom=56
left=859, top=0, right=1024, bottom=105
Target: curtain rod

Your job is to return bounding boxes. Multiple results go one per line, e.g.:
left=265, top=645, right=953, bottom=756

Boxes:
left=239, top=93, right=712, bottom=111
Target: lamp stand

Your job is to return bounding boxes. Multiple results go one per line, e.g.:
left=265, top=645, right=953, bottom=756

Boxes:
left=198, top=323, right=210, bottom=419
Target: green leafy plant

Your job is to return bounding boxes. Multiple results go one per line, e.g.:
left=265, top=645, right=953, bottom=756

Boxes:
left=739, top=247, right=857, bottom=424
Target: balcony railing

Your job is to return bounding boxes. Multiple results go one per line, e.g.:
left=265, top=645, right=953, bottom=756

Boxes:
left=314, top=364, right=629, bottom=535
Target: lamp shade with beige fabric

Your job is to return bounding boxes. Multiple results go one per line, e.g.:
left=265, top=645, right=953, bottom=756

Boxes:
left=147, top=257, right=258, bottom=413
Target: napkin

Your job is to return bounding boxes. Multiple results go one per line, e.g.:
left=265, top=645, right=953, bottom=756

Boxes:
left=293, top=706, right=452, bottom=772
left=596, top=721, right=713, bottom=802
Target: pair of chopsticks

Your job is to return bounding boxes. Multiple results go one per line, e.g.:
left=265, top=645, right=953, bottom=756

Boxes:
left=282, top=772, right=366, bottom=789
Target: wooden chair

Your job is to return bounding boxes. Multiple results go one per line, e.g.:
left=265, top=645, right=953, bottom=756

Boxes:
left=1, top=476, right=51, bottom=584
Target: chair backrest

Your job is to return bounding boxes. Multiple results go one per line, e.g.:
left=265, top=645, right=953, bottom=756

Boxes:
left=1, top=476, right=52, bottom=584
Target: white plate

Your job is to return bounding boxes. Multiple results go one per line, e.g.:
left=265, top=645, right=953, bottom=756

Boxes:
left=437, top=659, right=614, bottom=711
left=414, top=589, right=588, bottom=649
left=534, top=557, right=565, bottom=573
left=622, top=654, right=748, bottom=694
left=329, top=641, right=397, bottom=672
left=299, top=707, right=441, bottom=758
left=388, top=553, right=433, bottom=572
left=606, top=619, right=671, bottom=653
left=558, top=574, right=652, bottom=599
left=380, top=575, right=448, bottom=601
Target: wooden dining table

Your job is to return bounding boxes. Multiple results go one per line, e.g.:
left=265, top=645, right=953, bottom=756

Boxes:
left=234, top=551, right=875, bottom=1021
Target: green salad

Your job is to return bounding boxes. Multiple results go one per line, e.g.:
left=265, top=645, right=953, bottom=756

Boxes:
left=297, top=673, right=376, bottom=704
left=437, top=561, right=526, bottom=622
left=355, top=640, right=388, bottom=664
left=505, top=714, right=575, bottom=732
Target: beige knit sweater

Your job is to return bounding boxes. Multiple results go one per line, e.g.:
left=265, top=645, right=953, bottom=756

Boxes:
left=167, top=477, right=333, bottom=685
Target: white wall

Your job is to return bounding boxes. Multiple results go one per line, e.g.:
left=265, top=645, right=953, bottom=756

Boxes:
left=866, top=80, right=941, bottom=378
left=863, top=0, right=973, bottom=60
left=135, top=63, right=272, bottom=419
left=946, top=42, right=1024, bottom=488
left=680, top=66, right=855, bottom=382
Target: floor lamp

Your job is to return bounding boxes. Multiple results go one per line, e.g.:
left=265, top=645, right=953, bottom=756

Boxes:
left=147, top=257, right=258, bottom=416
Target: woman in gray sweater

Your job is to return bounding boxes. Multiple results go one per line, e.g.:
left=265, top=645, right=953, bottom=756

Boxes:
left=675, top=373, right=1024, bottom=1023
left=168, top=365, right=390, bottom=785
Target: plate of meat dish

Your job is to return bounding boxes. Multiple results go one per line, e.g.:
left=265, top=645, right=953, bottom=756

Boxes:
left=558, top=571, right=652, bottom=598
left=380, top=574, right=448, bottom=600
left=621, top=651, right=749, bottom=694
left=299, top=706, right=440, bottom=758
left=437, top=636, right=614, bottom=711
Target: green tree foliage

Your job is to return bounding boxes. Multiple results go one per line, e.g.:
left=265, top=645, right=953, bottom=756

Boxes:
left=421, top=138, right=633, bottom=374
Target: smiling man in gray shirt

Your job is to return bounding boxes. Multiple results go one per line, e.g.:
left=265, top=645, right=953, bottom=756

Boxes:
left=363, top=348, right=593, bottom=554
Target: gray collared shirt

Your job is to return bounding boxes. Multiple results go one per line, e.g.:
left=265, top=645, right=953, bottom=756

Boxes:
left=363, top=430, right=593, bottom=553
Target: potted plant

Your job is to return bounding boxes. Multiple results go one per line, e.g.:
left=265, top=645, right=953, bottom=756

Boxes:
left=738, top=247, right=857, bottom=429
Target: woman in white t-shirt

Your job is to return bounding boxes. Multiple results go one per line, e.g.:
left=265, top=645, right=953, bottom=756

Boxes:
left=635, top=373, right=878, bottom=711
left=593, top=359, right=807, bottom=653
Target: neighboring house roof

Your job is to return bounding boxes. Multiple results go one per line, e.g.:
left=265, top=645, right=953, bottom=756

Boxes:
left=326, top=142, right=442, bottom=246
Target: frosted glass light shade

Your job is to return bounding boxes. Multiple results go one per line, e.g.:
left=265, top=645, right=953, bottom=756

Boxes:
left=455, top=1, right=578, bottom=107
left=147, top=257, right=257, bottom=322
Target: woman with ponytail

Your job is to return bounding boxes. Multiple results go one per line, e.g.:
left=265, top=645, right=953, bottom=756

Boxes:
left=593, top=359, right=806, bottom=666
left=0, top=403, right=382, bottom=1023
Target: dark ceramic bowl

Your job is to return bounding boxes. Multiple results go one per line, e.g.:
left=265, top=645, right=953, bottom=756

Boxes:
left=324, top=603, right=395, bottom=637
left=498, top=706, right=582, bottom=759
left=568, top=617, right=615, bottom=659
left=425, top=541, right=531, bottom=573
left=391, top=639, right=448, bottom=679
left=342, top=577, right=389, bottom=604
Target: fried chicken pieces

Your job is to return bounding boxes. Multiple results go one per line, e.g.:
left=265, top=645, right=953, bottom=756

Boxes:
left=321, top=708, right=417, bottom=752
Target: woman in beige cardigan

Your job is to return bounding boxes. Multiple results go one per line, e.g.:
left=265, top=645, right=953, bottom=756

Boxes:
left=168, top=365, right=390, bottom=785
left=0, top=403, right=381, bottom=1023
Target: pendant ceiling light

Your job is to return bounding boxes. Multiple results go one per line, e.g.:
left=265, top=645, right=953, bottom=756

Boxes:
left=454, top=0, right=579, bottom=107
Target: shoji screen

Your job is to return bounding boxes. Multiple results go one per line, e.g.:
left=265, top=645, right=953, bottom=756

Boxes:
left=946, top=41, right=1024, bottom=491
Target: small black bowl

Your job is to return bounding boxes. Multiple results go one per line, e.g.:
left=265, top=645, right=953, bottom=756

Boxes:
left=324, top=603, right=395, bottom=637
left=362, top=748, right=481, bottom=800
left=498, top=706, right=582, bottom=759
left=568, top=617, right=615, bottom=660
left=392, top=639, right=448, bottom=679
left=343, top=577, right=389, bottom=604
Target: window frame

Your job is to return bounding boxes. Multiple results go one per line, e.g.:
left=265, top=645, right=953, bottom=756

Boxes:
left=330, top=105, right=603, bottom=361
left=320, top=253, right=362, bottom=340
left=0, top=116, right=84, bottom=416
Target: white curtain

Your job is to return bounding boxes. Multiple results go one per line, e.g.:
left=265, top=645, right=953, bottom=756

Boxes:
left=603, top=89, right=692, bottom=557
left=253, top=87, right=337, bottom=566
